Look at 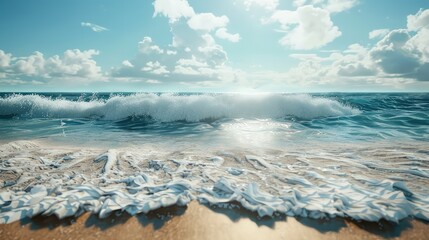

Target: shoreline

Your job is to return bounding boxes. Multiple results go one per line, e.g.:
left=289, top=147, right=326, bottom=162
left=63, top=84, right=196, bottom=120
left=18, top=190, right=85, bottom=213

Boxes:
left=1, top=140, right=429, bottom=224
left=0, top=201, right=428, bottom=240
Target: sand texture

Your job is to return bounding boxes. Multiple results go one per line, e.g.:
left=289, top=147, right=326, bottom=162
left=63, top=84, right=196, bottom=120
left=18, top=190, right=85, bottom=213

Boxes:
left=1, top=201, right=428, bottom=240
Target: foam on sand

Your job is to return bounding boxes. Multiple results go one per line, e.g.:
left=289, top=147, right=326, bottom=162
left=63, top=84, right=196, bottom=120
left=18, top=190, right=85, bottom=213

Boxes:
left=1, top=141, right=428, bottom=224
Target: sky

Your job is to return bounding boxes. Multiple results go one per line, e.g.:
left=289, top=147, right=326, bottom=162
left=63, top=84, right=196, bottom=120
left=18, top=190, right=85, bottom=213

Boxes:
left=0, top=0, right=429, bottom=92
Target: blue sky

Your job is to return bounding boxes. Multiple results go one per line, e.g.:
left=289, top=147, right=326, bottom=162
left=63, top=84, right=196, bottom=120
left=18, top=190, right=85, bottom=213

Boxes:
left=0, top=0, right=428, bottom=92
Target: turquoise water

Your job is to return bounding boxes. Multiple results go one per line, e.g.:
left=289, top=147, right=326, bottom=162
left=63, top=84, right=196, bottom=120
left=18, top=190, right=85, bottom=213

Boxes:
left=0, top=92, right=427, bottom=147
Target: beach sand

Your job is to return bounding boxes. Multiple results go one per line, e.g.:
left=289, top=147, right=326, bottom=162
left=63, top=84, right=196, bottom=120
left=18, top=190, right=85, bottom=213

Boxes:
left=0, top=201, right=428, bottom=240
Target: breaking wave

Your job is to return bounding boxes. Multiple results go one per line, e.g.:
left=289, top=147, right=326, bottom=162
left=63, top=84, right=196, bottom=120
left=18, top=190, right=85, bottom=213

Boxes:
left=0, top=93, right=359, bottom=121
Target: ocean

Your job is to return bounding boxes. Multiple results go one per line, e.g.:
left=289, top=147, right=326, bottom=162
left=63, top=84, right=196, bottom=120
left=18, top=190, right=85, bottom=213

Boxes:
left=0, top=92, right=428, bottom=223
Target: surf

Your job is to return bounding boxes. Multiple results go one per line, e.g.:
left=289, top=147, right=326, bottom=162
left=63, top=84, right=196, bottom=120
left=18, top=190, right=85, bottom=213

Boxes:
left=0, top=93, right=359, bottom=121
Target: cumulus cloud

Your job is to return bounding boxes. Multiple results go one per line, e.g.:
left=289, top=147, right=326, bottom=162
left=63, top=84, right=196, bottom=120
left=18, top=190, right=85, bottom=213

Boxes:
left=177, top=55, right=208, bottom=67
left=268, top=5, right=341, bottom=50
left=120, top=32, right=227, bottom=73
left=81, top=22, right=108, bottom=32
left=370, top=30, right=420, bottom=75
left=187, top=13, right=229, bottom=31
left=197, top=34, right=228, bottom=66
left=337, top=62, right=376, bottom=77
left=138, top=37, right=164, bottom=54
left=266, top=10, right=297, bottom=26
left=174, top=65, right=200, bottom=75
left=283, top=8, right=429, bottom=85
left=256, top=0, right=358, bottom=50
left=122, top=60, right=134, bottom=68
left=112, top=0, right=245, bottom=88
left=153, top=0, right=195, bottom=22
left=407, top=9, right=429, bottom=62
left=369, top=30, right=429, bottom=81
left=215, top=28, right=241, bottom=42
left=14, top=51, right=45, bottom=75
left=112, top=26, right=241, bottom=85
left=142, top=61, right=169, bottom=75
left=408, top=28, right=429, bottom=62
left=323, top=0, right=358, bottom=13
left=407, top=8, right=429, bottom=31
left=369, top=29, right=390, bottom=39
left=0, top=50, right=11, bottom=68
left=0, top=49, right=103, bottom=82
left=242, top=0, right=279, bottom=11
left=46, top=49, right=102, bottom=78
left=363, top=9, right=429, bottom=81
left=293, top=0, right=358, bottom=13
left=287, top=43, right=375, bottom=82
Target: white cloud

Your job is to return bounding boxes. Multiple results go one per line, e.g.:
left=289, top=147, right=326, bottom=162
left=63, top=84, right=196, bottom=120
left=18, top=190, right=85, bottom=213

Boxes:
left=153, top=0, right=195, bottom=23
left=293, top=0, right=358, bottom=13
left=166, top=50, right=177, bottom=55
left=265, top=10, right=298, bottom=26
left=46, top=49, right=102, bottom=78
left=187, top=13, right=229, bottom=31
left=292, top=0, right=306, bottom=7
left=174, top=65, right=200, bottom=75
left=369, top=29, right=390, bottom=39
left=142, top=61, right=169, bottom=75
left=281, top=46, right=385, bottom=91
left=81, top=22, right=108, bottom=32
left=198, top=34, right=228, bottom=66
left=146, top=79, right=162, bottom=84
left=409, top=28, right=429, bottom=61
left=177, top=55, right=208, bottom=67
left=112, top=29, right=236, bottom=85
left=283, top=9, right=429, bottom=86
left=271, top=5, right=341, bottom=50
left=292, top=45, right=375, bottom=78
left=111, top=1, right=244, bottom=88
left=370, top=30, right=419, bottom=75
left=122, top=60, right=134, bottom=68
left=344, top=43, right=367, bottom=54
left=324, top=0, right=358, bottom=13
left=407, top=8, right=429, bottom=31
left=243, top=0, right=279, bottom=11
left=369, top=28, right=429, bottom=81
left=215, top=28, right=241, bottom=42
left=407, top=9, right=429, bottom=63
left=257, top=0, right=357, bottom=50
left=0, top=50, right=11, bottom=67
left=14, top=51, right=45, bottom=75
left=0, top=49, right=103, bottom=81
left=138, top=37, right=164, bottom=54
left=337, top=63, right=375, bottom=77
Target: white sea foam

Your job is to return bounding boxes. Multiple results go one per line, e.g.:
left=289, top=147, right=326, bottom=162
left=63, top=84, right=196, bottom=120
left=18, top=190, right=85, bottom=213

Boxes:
left=0, top=93, right=359, bottom=121
left=0, top=141, right=428, bottom=224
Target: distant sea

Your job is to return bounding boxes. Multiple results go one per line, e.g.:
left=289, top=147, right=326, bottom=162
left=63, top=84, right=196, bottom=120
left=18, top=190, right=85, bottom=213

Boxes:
left=0, top=92, right=428, bottom=223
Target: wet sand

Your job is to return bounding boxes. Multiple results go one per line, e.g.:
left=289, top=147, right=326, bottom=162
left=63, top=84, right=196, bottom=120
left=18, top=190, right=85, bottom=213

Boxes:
left=0, top=201, right=428, bottom=240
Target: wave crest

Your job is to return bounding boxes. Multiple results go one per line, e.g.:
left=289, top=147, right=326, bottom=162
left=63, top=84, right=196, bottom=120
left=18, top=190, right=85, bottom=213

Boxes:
left=0, top=93, right=359, bottom=121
